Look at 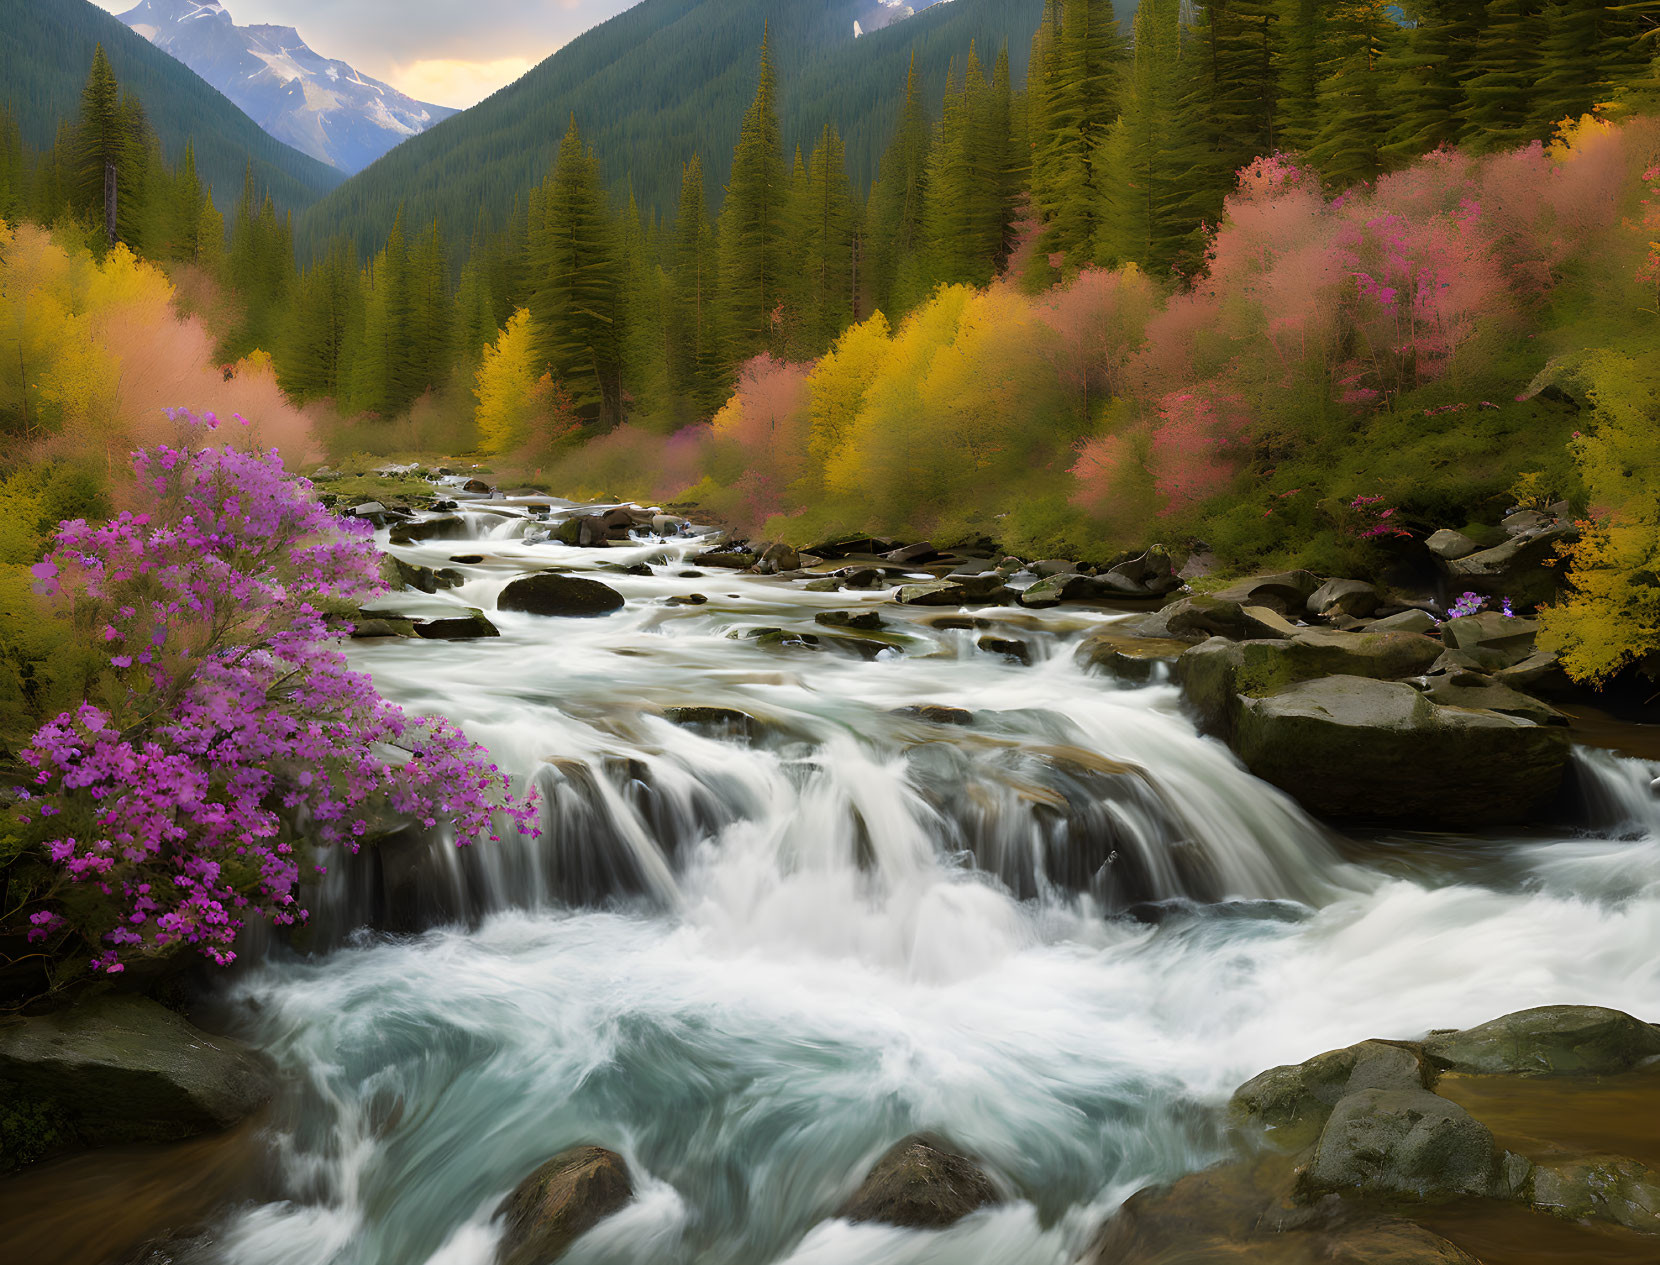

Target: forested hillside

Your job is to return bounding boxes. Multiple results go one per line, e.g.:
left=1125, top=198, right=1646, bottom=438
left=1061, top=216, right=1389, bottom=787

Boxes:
left=293, top=0, right=1050, bottom=265
left=0, top=0, right=342, bottom=211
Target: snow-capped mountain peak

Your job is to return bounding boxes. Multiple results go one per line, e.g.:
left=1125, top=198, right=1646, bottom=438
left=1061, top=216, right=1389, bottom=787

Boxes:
left=117, top=0, right=454, bottom=174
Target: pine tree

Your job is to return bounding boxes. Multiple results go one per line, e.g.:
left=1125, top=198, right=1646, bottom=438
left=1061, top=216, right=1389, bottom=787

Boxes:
left=1032, top=0, right=1124, bottom=267
left=1532, top=0, right=1644, bottom=131
left=1273, top=0, right=1326, bottom=154
left=618, top=189, right=670, bottom=420
left=668, top=155, right=722, bottom=419
left=799, top=124, right=858, bottom=355
left=529, top=115, right=622, bottom=424
left=0, top=107, right=24, bottom=224
left=1383, top=0, right=1486, bottom=165
left=1097, top=0, right=1189, bottom=273
left=718, top=28, right=788, bottom=364
left=351, top=208, right=413, bottom=415
left=1308, top=0, right=1397, bottom=185
left=74, top=45, right=132, bottom=247
left=1181, top=0, right=1280, bottom=229
left=867, top=52, right=933, bottom=316
left=405, top=219, right=454, bottom=399
left=1461, top=0, right=1547, bottom=151
left=280, top=240, right=361, bottom=401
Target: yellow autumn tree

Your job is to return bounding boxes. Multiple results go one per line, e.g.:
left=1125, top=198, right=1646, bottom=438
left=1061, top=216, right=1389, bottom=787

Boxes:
left=823, top=285, right=974, bottom=517
left=474, top=308, right=543, bottom=455
left=1538, top=348, right=1660, bottom=684
left=804, top=311, right=891, bottom=475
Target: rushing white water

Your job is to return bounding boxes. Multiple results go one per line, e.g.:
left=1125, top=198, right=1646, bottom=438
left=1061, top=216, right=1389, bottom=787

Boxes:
left=209, top=499, right=1660, bottom=1265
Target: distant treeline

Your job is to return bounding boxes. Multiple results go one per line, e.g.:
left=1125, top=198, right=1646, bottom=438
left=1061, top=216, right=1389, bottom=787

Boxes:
left=6, top=0, right=1658, bottom=433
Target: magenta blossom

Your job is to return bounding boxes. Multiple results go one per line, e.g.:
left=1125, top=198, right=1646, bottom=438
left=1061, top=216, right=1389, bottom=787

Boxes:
left=16, top=412, right=538, bottom=972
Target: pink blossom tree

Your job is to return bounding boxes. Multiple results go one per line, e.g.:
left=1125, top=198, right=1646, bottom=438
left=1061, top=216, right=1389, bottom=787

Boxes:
left=11, top=413, right=536, bottom=979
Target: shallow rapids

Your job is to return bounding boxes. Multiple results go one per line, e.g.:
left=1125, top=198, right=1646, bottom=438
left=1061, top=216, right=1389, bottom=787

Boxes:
left=208, top=499, right=1660, bottom=1265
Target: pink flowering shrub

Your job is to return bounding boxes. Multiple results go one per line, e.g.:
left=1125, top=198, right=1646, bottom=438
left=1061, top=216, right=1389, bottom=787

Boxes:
left=11, top=412, right=536, bottom=977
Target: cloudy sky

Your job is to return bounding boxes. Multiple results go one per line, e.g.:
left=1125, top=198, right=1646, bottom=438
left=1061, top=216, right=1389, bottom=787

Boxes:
left=91, top=0, right=646, bottom=107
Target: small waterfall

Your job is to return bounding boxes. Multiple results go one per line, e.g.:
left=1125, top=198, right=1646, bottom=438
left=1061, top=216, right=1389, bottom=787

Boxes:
left=1572, top=745, right=1660, bottom=836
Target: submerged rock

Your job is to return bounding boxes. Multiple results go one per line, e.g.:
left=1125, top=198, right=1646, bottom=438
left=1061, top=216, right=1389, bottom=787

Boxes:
left=837, top=1136, right=998, bottom=1229
left=495, top=1146, right=632, bottom=1265
left=499, top=574, right=625, bottom=618
left=0, top=996, right=273, bottom=1172
left=1529, top=1155, right=1660, bottom=1233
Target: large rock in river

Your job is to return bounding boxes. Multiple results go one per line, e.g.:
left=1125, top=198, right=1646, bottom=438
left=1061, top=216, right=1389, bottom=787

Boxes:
left=496, top=1145, right=633, bottom=1265
left=499, top=573, right=625, bottom=617
left=838, top=1135, right=999, bottom=1229
left=1232, top=675, right=1570, bottom=825
left=0, top=995, right=273, bottom=1171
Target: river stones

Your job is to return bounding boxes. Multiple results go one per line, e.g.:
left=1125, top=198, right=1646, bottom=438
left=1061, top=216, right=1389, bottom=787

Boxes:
left=756, top=542, right=801, bottom=573
left=1073, top=632, right=1188, bottom=684
left=1421, top=1005, right=1660, bottom=1077
left=896, top=578, right=1016, bottom=607
left=495, top=1145, right=632, bottom=1265
left=499, top=574, right=625, bottom=618
left=837, top=1136, right=998, bottom=1229
left=815, top=609, right=885, bottom=631
left=1440, top=612, right=1540, bottom=662
left=1369, top=608, right=1438, bottom=635
left=693, top=549, right=759, bottom=569
left=1418, top=678, right=1567, bottom=726
left=1107, top=1004, right=1660, bottom=1264
left=1232, top=676, right=1570, bottom=825
left=0, top=996, right=273, bottom=1172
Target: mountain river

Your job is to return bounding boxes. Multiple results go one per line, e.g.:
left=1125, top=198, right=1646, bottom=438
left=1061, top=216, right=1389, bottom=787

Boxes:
left=182, top=496, right=1660, bottom=1265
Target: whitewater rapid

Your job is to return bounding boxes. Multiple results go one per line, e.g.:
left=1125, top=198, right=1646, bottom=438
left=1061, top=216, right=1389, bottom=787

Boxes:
left=210, top=499, right=1660, bottom=1265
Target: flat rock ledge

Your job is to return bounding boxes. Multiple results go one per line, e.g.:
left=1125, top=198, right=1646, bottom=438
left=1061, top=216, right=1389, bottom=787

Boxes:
left=1092, top=1005, right=1660, bottom=1264
left=0, top=994, right=274, bottom=1173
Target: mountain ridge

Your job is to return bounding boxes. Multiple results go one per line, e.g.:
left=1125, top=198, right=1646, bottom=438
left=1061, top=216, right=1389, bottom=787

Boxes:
left=295, top=0, right=1049, bottom=266
left=0, top=0, right=342, bottom=210
left=117, top=0, right=456, bottom=174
